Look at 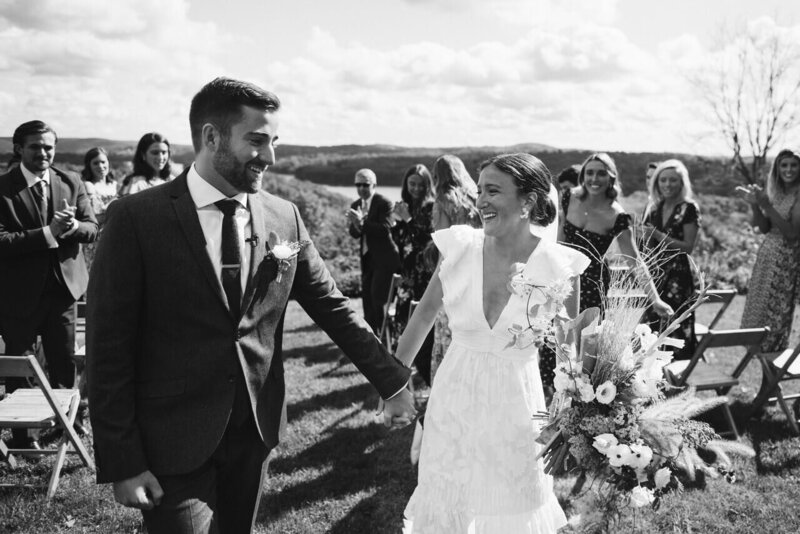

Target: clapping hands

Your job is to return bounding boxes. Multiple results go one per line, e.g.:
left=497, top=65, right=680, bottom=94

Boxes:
left=49, top=199, right=77, bottom=237
left=391, top=201, right=411, bottom=223
left=735, top=184, right=768, bottom=207
left=346, top=206, right=364, bottom=227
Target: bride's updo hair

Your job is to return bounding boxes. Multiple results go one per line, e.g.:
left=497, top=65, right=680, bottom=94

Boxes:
left=478, top=153, right=557, bottom=226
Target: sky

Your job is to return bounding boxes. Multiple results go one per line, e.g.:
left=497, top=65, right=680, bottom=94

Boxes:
left=1, top=0, right=799, bottom=154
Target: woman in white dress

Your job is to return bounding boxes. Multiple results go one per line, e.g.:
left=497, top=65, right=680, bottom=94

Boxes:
left=394, top=153, right=590, bottom=533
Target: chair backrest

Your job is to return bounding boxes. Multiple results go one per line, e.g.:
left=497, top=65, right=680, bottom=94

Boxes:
left=702, top=289, right=737, bottom=330
left=701, top=328, right=768, bottom=350
left=0, top=355, right=39, bottom=379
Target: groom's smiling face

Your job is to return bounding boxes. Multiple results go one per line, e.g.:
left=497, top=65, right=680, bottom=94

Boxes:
left=213, top=105, right=280, bottom=194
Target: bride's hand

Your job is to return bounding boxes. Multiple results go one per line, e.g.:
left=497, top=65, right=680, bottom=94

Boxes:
left=652, top=299, right=673, bottom=320
left=380, top=388, right=417, bottom=429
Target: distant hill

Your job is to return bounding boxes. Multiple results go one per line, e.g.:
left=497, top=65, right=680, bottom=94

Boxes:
left=0, top=137, right=741, bottom=195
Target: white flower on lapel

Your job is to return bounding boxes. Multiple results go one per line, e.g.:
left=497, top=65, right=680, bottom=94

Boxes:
left=266, top=232, right=308, bottom=283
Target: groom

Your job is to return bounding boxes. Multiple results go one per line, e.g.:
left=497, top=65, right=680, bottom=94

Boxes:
left=87, top=77, right=415, bottom=533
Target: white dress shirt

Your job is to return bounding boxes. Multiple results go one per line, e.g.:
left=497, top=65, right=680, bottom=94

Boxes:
left=187, top=164, right=252, bottom=295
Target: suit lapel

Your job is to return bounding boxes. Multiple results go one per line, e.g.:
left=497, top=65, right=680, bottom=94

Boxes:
left=241, top=192, right=268, bottom=314
left=11, top=170, right=42, bottom=227
left=169, top=174, right=231, bottom=316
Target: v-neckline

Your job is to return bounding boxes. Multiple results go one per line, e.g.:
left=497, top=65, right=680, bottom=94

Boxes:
left=480, top=233, right=544, bottom=331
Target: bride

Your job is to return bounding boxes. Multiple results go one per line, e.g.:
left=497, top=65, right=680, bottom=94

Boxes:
left=394, top=153, right=589, bottom=533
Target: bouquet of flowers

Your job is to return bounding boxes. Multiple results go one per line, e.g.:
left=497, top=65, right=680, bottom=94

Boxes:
left=532, top=262, right=754, bottom=532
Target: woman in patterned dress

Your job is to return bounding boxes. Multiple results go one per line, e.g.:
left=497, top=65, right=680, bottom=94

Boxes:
left=80, top=147, right=120, bottom=270
left=391, top=164, right=436, bottom=385
left=739, top=148, right=800, bottom=352
left=641, top=159, right=702, bottom=360
left=559, top=153, right=673, bottom=319
left=119, top=132, right=174, bottom=197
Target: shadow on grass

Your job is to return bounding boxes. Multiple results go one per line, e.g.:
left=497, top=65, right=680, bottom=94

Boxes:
left=286, top=382, right=377, bottom=422
left=257, top=424, right=414, bottom=533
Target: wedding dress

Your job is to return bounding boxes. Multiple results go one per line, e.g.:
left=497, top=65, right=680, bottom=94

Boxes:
left=403, top=225, right=589, bottom=534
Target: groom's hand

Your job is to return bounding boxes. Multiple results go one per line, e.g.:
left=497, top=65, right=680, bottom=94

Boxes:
left=113, top=470, right=164, bottom=510
left=382, top=388, right=417, bottom=429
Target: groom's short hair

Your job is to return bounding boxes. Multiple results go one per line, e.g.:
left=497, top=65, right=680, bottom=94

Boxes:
left=190, top=77, right=281, bottom=151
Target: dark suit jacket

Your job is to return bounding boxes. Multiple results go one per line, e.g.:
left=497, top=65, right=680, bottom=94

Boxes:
left=87, top=171, right=411, bottom=483
left=0, top=166, right=97, bottom=315
left=348, top=193, right=401, bottom=270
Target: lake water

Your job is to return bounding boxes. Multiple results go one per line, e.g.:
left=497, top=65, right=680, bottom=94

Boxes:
left=317, top=184, right=403, bottom=203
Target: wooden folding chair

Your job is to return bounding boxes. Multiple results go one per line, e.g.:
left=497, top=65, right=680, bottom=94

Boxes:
left=751, top=342, right=800, bottom=435
left=0, top=355, right=94, bottom=498
left=408, top=300, right=419, bottom=322
left=695, top=289, right=737, bottom=339
left=663, top=327, right=769, bottom=439
left=378, top=274, right=403, bottom=349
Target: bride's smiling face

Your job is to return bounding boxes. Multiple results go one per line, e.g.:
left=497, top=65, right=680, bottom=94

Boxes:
left=477, top=165, right=529, bottom=237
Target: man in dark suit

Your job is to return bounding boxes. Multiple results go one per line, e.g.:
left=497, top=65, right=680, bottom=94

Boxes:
left=87, top=78, right=415, bottom=534
left=0, top=120, right=97, bottom=448
left=346, top=169, right=401, bottom=333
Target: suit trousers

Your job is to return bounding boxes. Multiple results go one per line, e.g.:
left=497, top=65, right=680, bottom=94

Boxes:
left=141, top=410, right=270, bottom=534
left=361, top=252, right=395, bottom=334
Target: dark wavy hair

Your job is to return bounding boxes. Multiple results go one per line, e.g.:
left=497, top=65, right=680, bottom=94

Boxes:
left=81, top=147, right=115, bottom=184
left=400, top=163, right=434, bottom=206
left=123, top=132, right=172, bottom=188
left=478, top=153, right=557, bottom=226
left=577, top=152, right=621, bottom=201
left=190, top=77, right=281, bottom=152
left=12, top=120, right=58, bottom=150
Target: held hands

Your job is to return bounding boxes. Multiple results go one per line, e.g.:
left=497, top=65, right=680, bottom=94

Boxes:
left=378, top=387, right=417, bottom=429
left=49, top=199, right=77, bottom=237
left=113, top=470, right=164, bottom=510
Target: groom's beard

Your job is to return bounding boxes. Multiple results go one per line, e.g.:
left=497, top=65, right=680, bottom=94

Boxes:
left=213, top=139, right=267, bottom=194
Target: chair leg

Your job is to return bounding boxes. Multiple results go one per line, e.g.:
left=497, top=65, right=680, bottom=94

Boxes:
left=0, top=439, right=18, bottom=470
left=721, top=404, right=740, bottom=440
left=776, top=389, right=800, bottom=436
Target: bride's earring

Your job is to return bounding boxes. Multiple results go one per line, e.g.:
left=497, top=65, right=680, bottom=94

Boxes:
left=520, top=209, right=529, bottom=219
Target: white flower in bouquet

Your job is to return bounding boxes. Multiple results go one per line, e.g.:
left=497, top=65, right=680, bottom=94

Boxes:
left=592, top=433, right=618, bottom=454
left=607, top=444, right=633, bottom=467
left=627, top=443, right=653, bottom=469
left=629, top=485, right=655, bottom=508
left=617, top=344, right=636, bottom=371
left=576, top=377, right=596, bottom=402
left=545, top=278, right=574, bottom=302
left=634, top=323, right=658, bottom=349
left=553, top=367, right=575, bottom=393
left=654, top=467, right=672, bottom=489
left=630, top=372, right=660, bottom=399
left=640, top=352, right=672, bottom=380
left=595, top=380, right=617, bottom=404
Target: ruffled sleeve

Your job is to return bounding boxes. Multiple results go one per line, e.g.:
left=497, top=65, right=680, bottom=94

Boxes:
left=680, top=201, right=701, bottom=227
left=432, top=225, right=479, bottom=308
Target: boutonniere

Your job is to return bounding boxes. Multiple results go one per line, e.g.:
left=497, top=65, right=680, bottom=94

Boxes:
left=266, top=232, right=309, bottom=282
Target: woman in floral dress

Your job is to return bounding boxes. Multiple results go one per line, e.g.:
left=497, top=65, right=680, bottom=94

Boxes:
left=739, top=148, right=800, bottom=352
left=559, top=153, right=672, bottom=320
left=641, top=159, right=701, bottom=360
left=80, top=147, right=119, bottom=270
left=391, top=164, right=435, bottom=385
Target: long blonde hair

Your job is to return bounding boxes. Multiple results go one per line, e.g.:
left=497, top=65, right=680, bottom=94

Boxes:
left=766, top=148, right=800, bottom=201
left=644, top=159, right=694, bottom=219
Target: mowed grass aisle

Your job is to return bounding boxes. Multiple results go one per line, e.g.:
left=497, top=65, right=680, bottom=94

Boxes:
left=2, top=298, right=800, bottom=533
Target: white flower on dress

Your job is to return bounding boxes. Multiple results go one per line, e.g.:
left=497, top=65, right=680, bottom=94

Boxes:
left=595, top=381, right=617, bottom=404
left=629, top=485, right=655, bottom=507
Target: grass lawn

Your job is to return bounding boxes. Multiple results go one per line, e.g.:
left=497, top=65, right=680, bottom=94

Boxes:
left=2, top=297, right=800, bottom=533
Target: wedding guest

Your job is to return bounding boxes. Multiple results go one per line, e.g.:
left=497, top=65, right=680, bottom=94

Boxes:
left=80, top=147, right=119, bottom=268
left=119, top=132, right=173, bottom=196
left=429, top=155, right=481, bottom=382
left=641, top=159, right=701, bottom=359
left=739, top=148, right=800, bottom=352
left=391, top=163, right=435, bottom=385
left=0, top=120, right=98, bottom=449
left=559, top=152, right=673, bottom=318
left=556, top=164, right=580, bottom=194
left=396, top=153, right=587, bottom=532
left=346, top=168, right=401, bottom=333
